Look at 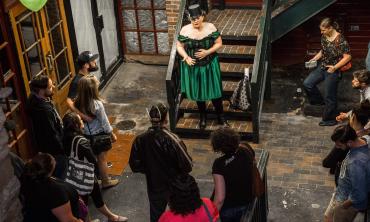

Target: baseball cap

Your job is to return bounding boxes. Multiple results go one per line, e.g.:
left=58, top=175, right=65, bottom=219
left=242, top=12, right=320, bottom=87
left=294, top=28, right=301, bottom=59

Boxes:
left=77, top=51, right=99, bottom=64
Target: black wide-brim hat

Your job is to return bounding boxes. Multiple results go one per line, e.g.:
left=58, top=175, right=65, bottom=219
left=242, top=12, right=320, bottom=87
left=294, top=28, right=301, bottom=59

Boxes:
left=188, top=4, right=202, bottom=19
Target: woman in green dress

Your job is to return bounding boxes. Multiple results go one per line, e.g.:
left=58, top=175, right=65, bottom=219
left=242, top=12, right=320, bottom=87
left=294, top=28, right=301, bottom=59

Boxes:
left=176, top=3, right=228, bottom=130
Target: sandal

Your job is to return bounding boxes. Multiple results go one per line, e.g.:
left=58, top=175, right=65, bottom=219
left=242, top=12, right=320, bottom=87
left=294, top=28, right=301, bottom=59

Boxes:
left=108, top=216, right=128, bottom=222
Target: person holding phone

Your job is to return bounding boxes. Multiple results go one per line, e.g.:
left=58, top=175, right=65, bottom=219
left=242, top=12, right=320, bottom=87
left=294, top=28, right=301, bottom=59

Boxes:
left=303, top=17, right=351, bottom=126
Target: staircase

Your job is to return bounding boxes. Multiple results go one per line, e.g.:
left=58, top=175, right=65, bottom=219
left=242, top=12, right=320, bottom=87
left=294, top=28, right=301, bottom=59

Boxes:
left=166, top=0, right=272, bottom=142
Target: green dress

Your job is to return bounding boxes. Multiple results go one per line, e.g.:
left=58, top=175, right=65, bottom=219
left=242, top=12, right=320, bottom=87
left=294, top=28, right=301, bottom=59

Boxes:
left=178, top=31, right=222, bottom=102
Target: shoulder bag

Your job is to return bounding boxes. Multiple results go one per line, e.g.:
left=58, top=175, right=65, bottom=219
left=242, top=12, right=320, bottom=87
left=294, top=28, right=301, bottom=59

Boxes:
left=65, top=136, right=95, bottom=195
left=202, top=200, right=220, bottom=222
left=334, top=35, right=352, bottom=72
left=86, top=123, right=112, bottom=154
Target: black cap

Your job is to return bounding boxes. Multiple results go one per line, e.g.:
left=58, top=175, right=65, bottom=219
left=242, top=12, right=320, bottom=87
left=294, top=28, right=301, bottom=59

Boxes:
left=77, top=51, right=99, bottom=64
left=188, top=4, right=202, bottom=19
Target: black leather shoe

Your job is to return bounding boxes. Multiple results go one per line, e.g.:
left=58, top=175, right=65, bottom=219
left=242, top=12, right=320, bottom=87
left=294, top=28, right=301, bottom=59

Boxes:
left=199, top=113, right=206, bottom=130
left=319, top=120, right=337, bottom=126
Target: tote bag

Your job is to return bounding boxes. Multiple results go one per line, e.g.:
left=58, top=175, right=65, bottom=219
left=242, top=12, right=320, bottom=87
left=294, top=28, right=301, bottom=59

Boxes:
left=65, top=136, right=95, bottom=195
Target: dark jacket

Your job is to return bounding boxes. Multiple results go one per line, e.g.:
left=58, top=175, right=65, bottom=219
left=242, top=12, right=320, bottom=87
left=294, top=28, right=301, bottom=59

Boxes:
left=322, top=145, right=349, bottom=186
left=129, top=126, right=193, bottom=195
left=27, top=93, right=64, bottom=156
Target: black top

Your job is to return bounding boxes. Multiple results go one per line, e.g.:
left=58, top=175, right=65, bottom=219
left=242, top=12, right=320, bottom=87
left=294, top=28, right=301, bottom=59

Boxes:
left=321, top=34, right=350, bottom=68
left=212, top=147, right=254, bottom=208
left=67, top=73, right=84, bottom=100
left=322, top=145, right=349, bottom=186
left=129, top=126, right=192, bottom=197
left=22, top=177, right=79, bottom=222
left=27, top=93, right=64, bottom=156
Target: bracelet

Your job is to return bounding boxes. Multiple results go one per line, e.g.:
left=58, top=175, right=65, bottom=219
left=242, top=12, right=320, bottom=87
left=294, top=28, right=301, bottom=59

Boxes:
left=182, top=56, right=188, bottom=61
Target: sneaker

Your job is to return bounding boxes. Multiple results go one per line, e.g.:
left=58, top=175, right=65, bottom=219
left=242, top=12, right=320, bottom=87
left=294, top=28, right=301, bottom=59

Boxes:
left=102, top=178, right=119, bottom=189
left=319, top=120, right=337, bottom=126
left=107, top=162, right=113, bottom=168
left=108, top=215, right=128, bottom=222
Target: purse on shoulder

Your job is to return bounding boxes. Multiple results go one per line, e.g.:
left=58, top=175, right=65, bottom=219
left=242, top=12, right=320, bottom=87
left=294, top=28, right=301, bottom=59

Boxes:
left=334, top=35, right=352, bottom=72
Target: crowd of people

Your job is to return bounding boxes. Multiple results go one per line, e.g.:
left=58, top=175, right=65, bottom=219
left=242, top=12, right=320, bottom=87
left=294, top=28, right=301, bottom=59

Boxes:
left=6, top=1, right=370, bottom=221
left=303, top=16, right=370, bottom=222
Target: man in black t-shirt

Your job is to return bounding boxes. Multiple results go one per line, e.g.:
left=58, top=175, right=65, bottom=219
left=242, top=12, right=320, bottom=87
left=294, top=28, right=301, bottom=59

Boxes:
left=66, top=51, right=99, bottom=122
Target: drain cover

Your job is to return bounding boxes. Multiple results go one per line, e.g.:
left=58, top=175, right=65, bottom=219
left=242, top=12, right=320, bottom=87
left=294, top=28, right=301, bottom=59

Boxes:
left=116, top=120, right=136, bottom=130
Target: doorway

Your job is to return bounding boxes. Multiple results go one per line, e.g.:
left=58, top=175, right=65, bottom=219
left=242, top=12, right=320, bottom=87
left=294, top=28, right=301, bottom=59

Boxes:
left=65, top=0, right=123, bottom=84
left=9, top=0, right=75, bottom=115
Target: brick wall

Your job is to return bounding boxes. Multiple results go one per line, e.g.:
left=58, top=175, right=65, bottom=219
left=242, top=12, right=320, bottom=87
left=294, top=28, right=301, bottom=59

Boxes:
left=0, top=104, right=22, bottom=222
left=165, top=0, right=212, bottom=49
left=165, top=0, right=181, bottom=46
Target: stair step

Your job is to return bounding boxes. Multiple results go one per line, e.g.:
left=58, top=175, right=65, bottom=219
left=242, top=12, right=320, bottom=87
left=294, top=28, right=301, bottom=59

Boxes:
left=175, top=116, right=253, bottom=135
left=179, top=98, right=252, bottom=118
left=219, top=53, right=254, bottom=63
left=220, top=45, right=256, bottom=55
left=222, top=35, right=257, bottom=46
left=222, top=80, right=239, bottom=95
left=220, top=62, right=253, bottom=73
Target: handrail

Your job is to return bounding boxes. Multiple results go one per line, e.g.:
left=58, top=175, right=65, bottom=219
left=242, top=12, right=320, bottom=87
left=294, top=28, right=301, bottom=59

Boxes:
left=241, top=149, right=270, bottom=222
left=250, top=0, right=272, bottom=142
left=166, top=0, right=187, bottom=131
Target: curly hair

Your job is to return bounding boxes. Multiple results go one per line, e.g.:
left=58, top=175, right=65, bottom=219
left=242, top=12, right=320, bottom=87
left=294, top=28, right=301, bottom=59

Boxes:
left=211, top=127, right=240, bottom=154
left=168, top=174, right=202, bottom=216
left=353, top=69, right=370, bottom=85
left=22, top=153, right=55, bottom=181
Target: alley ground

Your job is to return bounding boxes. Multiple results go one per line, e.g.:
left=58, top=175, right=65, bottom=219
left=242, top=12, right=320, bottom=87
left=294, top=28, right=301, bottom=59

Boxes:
left=89, top=61, right=363, bottom=222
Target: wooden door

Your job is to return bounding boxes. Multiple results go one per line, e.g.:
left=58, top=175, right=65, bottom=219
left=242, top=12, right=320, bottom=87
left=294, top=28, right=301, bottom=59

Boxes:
left=0, top=3, right=33, bottom=159
left=9, top=0, right=75, bottom=116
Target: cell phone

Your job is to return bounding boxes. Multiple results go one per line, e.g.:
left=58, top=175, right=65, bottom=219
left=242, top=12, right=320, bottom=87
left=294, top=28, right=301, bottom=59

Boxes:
left=305, top=60, right=317, bottom=69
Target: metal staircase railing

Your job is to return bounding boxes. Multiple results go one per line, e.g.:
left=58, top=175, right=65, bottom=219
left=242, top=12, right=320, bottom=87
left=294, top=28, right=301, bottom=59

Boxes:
left=165, top=0, right=187, bottom=131
left=250, top=0, right=273, bottom=142
left=271, top=0, right=337, bottom=42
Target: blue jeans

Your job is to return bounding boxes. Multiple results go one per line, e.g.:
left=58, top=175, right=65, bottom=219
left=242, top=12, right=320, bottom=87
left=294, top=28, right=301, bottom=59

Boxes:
left=366, top=41, right=370, bottom=71
left=220, top=205, right=249, bottom=222
left=303, top=67, right=340, bottom=121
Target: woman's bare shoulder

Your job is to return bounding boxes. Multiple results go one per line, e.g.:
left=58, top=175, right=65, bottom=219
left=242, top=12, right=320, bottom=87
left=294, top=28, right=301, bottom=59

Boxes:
left=180, top=24, right=193, bottom=36
left=205, top=22, right=217, bottom=32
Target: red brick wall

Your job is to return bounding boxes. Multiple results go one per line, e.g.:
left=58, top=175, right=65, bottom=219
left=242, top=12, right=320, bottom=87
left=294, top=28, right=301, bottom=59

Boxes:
left=166, top=0, right=181, bottom=46
left=272, top=0, right=370, bottom=65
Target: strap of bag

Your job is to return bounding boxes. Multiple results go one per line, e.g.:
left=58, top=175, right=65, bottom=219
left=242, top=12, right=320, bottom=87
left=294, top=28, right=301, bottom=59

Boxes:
left=162, top=128, right=193, bottom=167
left=202, top=200, right=213, bottom=222
left=70, top=136, right=85, bottom=159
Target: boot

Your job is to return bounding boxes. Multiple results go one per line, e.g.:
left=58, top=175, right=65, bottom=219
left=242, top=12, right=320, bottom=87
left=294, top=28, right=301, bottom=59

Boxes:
left=199, top=112, right=206, bottom=130
left=217, top=114, right=229, bottom=127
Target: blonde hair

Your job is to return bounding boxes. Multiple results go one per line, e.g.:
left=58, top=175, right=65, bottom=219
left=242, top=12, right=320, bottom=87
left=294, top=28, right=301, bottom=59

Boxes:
left=320, top=17, right=339, bottom=31
left=74, top=75, right=102, bottom=117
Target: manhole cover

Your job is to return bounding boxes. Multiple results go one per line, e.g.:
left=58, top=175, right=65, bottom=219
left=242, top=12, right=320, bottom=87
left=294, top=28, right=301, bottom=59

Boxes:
left=116, top=120, right=136, bottom=130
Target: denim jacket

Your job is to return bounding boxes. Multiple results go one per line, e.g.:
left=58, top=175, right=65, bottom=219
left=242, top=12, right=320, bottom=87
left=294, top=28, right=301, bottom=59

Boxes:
left=83, top=100, right=113, bottom=135
left=335, top=144, right=370, bottom=210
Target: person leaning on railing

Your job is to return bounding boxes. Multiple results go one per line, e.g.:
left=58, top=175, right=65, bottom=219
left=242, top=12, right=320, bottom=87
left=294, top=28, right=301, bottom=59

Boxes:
left=303, top=17, right=351, bottom=127
left=211, top=127, right=256, bottom=222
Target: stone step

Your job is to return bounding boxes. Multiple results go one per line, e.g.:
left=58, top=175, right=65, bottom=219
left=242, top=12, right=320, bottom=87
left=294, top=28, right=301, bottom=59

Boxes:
left=175, top=115, right=253, bottom=135
left=179, top=98, right=252, bottom=119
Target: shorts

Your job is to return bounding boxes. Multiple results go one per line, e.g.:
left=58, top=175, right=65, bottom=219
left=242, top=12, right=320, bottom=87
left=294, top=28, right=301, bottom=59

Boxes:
left=324, top=193, right=358, bottom=222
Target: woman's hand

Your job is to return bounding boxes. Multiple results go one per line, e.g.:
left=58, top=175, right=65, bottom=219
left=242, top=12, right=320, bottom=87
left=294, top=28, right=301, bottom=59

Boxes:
left=184, top=56, right=196, bottom=66
left=326, top=65, right=337, bottom=73
left=195, top=49, right=209, bottom=60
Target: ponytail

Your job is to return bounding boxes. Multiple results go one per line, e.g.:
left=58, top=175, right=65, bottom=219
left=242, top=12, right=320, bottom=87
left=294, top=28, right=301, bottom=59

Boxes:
left=320, top=17, right=340, bottom=32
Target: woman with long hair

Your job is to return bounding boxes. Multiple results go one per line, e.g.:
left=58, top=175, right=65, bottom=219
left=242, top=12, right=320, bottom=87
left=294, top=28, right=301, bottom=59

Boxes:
left=74, top=75, right=119, bottom=189
left=21, top=153, right=82, bottom=222
left=303, top=17, right=351, bottom=126
left=159, top=174, right=219, bottom=221
left=63, top=112, right=128, bottom=222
